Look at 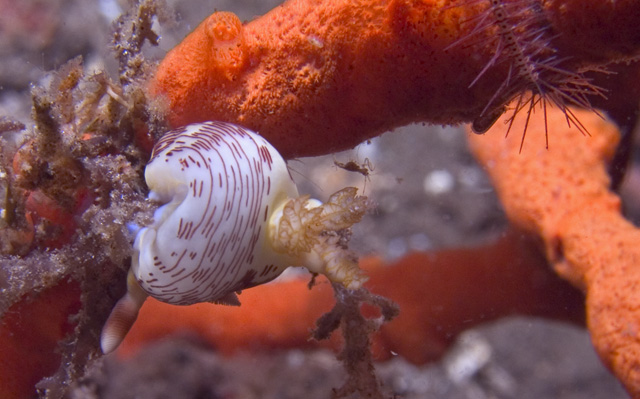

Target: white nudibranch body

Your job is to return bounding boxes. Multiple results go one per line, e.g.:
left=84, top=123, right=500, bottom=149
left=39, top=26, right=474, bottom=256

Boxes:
left=101, top=121, right=371, bottom=354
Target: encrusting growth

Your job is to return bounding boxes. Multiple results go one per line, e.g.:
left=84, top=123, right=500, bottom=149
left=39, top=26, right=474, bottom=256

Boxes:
left=313, top=284, right=399, bottom=399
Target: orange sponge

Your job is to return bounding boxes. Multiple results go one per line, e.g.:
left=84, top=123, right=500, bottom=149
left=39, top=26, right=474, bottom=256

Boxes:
left=151, top=0, right=640, bottom=158
left=468, top=102, right=640, bottom=395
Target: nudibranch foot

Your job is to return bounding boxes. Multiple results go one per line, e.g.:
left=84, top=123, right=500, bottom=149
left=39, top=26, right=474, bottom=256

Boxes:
left=100, top=271, right=148, bottom=354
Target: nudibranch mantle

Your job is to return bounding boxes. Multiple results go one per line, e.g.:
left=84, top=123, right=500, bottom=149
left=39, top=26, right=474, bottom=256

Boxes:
left=101, top=121, right=370, bottom=354
left=136, top=122, right=298, bottom=305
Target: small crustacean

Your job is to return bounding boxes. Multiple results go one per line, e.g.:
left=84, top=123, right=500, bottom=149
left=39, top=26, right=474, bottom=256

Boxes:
left=334, top=158, right=374, bottom=179
left=101, top=121, right=371, bottom=353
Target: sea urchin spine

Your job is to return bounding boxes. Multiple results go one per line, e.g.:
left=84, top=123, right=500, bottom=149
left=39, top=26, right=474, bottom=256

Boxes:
left=453, top=0, right=607, bottom=148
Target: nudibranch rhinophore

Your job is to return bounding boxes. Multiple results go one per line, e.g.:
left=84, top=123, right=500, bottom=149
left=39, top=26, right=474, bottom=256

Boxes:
left=101, top=121, right=371, bottom=354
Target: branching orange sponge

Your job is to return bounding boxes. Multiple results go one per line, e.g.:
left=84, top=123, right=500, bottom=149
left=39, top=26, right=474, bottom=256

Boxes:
left=468, top=102, right=640, bottom=396
left=151, top=0, right=640, bottom=159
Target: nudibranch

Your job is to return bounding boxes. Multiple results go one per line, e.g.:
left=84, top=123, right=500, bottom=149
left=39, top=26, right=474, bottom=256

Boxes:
left=101, top=121, right=371, bottom=354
